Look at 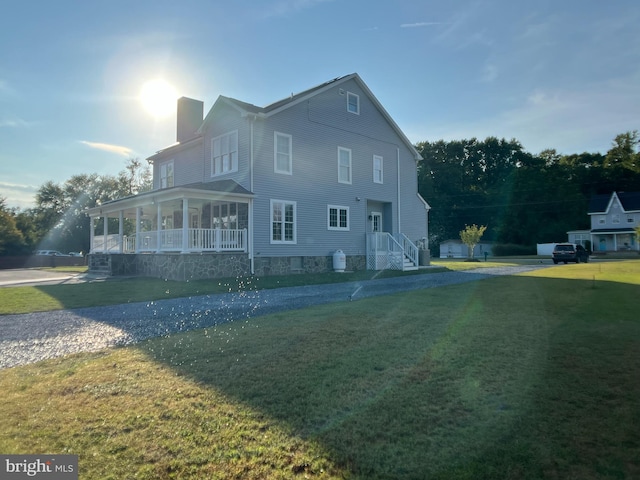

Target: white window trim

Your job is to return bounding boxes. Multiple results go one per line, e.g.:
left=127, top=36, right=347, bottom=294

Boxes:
left=211, top=130, right=238, bottom=177
left=270, top=199, right=297, bottom=244
left=160, top=160, right=174, bottom=189
left=347, top=91, right=360, bottom=115
left=274, top=132, right=293, bottom=175
left=373, top=155, right=383, bottom=184
left=338, top=147, right=352, bottom=184
left=327, top=205, right=350, bottom=231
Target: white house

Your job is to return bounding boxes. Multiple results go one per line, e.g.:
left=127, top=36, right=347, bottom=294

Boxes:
left=587, top=191, right=639, bottom=252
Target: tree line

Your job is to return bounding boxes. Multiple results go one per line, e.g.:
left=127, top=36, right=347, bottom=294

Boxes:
left=1, top=133, right=639, bottom=257
left=0, top=159, right=151, bottom=256
left=416, top=131, right=640, bottom=250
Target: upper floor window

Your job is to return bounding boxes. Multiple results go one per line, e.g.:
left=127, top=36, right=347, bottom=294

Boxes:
left=347, top=92, right=359, bottom=114
left=274, top=132, right=292, bottom=175
left=338, top=147, right=352, bottom=184
left=160, top=160, right=174, bottom=189
left=211, top=130, right=238, bottom=177
left=612, top=214, right=620, bottom=224
left=628, top=217, right=635, bottom=223
left=373, top=155, right=383, bottom=184
left=271, top=199, right=296, bottom=244
left=598, top=217, right=606, bottom=224
left=328, top=205, right=349, bottom=231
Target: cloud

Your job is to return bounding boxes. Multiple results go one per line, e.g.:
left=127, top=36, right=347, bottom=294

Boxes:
left=400, top=22, right=444, bottom=28
left=0, top=117, right=34, bottom=128
left=405, top=74, right=640, bottom=155
left=266, top=0, right=334, bottom=17
left=0, top=181, right=38, bottom=210
left=481, top=64, right=498, bottom=83
left=80, top=141, right=133, bottom=157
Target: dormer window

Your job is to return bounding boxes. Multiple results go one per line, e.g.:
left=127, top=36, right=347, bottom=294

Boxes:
left=347, top=92, right=359, bottom=114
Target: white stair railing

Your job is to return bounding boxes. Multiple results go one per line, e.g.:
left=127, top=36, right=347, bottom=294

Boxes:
left=367, top=232, right=412, bottom=270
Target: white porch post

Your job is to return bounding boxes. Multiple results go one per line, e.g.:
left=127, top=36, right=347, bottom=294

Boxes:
left=182, top=198, right=189, bottom=253
left=118, top=210, right=124, bottom=253
left=103, top=215, right=108, bottom=253
left=156, top=202, right=162, bottom=253
left=135, top=207, right=141, bottom=253
left=89, top=216, right=95, bottom=253
left=249, top=199, right=254, bottom=274
left=614, top=234, right=618, bottom=251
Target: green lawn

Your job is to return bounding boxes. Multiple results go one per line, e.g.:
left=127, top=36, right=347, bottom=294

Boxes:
left=0, top=261, right=638, bottom=479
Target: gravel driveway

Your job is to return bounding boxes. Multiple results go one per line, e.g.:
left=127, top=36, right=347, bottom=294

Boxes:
left=0, top=265, right=548, bottom=369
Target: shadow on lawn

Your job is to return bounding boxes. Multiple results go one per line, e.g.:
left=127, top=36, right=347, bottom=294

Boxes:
left=134, top=274, right=640, bottom=479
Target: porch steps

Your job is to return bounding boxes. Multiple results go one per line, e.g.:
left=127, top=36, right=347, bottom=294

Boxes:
left=403, top=257, right=418, bottom=271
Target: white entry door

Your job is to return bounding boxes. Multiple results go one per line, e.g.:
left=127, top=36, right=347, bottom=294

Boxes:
left=371, top=212, right=382, bottom=232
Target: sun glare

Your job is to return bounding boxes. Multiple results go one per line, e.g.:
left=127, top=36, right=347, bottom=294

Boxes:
left=139, top=79, right=178, bottom=118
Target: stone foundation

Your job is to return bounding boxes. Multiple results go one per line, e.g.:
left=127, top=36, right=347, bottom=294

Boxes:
left=89, top=253, right=367, bottom=281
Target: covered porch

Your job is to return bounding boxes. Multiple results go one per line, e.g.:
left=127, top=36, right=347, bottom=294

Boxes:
left=88, top=182, right=253, bottom=255
left=591, top=228, right=638, bottom=252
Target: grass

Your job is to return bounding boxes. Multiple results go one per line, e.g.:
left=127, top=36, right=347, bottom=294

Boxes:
left=0, top=258, right=538, bottom=315
left=0, top=261, right=638, bottom=478
left=0, top=267, right=449, bottom=315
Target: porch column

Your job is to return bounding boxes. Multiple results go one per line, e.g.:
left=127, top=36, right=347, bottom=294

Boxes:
left=103, top=215, right=108, bottom=253
left=118, top=210, right=124, bottom=253
left=182, top=198, right=189, bottom=253
left=156, top=202, right=162, bottom=253
left=135, top=207, right=141, bottom=253
left=249, top=199, right=254, bottom=274
left=614, top=234, right=618, bottom=251
left=89, top=216, right=95, bottom=253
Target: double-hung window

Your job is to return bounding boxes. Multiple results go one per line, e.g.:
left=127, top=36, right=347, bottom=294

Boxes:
left=347, top=92, right=359, bottom=114
left=211, top=130, right=238, bottom=176
left=373, top=155, right=383, bottom=184
left=328, top=205, right=349, bottom=231
left=271, top=200, right=296, bottom=243
left=338, top=147, right=352, bottom=184
left=274, top=132, right=292, bottom=174
left=160, top=160, right=174, bottom=188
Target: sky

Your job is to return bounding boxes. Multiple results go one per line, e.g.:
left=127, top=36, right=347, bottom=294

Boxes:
left=1, top=0, right=639, bottom=209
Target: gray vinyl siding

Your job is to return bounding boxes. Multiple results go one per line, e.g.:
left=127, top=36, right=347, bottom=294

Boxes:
left=152, top=141, right=203, bottom=190
left=175, top=142, right=204, bottom=186
left=251, top=79, right=426, bottom=257
left=201, top=102, right=251, bottom=190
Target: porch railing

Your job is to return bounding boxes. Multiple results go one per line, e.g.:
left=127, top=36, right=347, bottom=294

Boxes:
left=92, top=228, right=247, bottom=253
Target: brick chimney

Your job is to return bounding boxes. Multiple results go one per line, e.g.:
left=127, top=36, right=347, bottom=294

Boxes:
left=176, top=97, right=204, bottom=143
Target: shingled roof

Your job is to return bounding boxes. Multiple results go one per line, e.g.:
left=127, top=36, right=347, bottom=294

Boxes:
left=588, top=191, right=640, bottom=213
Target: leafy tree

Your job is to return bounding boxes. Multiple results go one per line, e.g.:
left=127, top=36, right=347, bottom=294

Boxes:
left=0, top=197, right=27, bottom=255
left=28, top=158, right=151, bottom=254
left=460, top=224, right=487, bottom=259
left=118, top=158, right=152, bottom=196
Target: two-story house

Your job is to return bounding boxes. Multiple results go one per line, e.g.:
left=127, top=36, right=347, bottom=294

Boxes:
left=87, top=74, right=430, bottom=280
left=585, top=191, right=640, bottom=252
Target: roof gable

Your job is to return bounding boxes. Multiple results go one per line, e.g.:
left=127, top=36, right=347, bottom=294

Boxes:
left=198, top=74, right=422, bottom=160
left=588, top=191, right=640, bottom=214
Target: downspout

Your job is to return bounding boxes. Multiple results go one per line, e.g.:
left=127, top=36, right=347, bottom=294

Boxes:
left=249, top=115, right=255, bottom=274
left=397, top=147, right=401, bottom=234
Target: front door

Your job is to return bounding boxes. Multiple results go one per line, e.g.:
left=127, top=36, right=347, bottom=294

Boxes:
left=371, top=212, right=382, bottom=233
left=190, top=212, right=199, bottom=229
